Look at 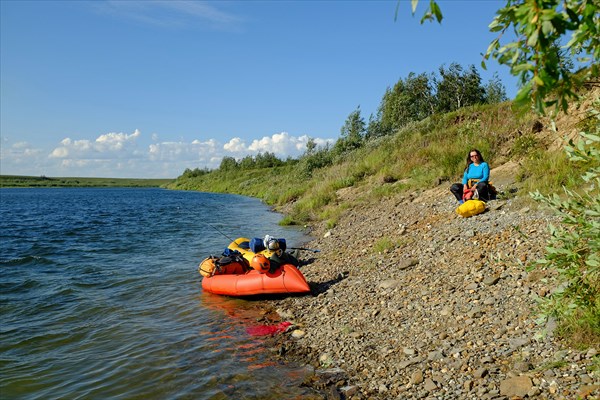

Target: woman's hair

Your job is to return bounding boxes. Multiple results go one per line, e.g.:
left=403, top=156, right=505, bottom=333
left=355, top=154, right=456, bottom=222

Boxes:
left=464, top=149, right=484, bottom=171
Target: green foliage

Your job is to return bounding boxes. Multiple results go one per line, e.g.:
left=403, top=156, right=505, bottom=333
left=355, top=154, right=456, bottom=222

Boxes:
left=484, top=72, right=509, bottom=104
left=411, top=0, right=599, bottom=114
left=379, top=80, right=407, bottom=136
left=0, top=175, right=173, bottom=188
left=292, top=184, right=336, bottom=222
left=378, top=72, right=437, bottom=136
left=320, top=204, right=350, bottom=230
left=530, top=103, right=600, bottom=346
left=512, top=134, right=539, bottom=157
left=219, top=156, right=239, bottom=171
left=296, top=143, right=334, bottom=178
left=456, top=116, right=482, bottom=138
left=279, top=215, right=299, bottom=226
left=334, top=107, right=366, bottom=156
left=216, top=152, right=287, bottom=174
left=400, top=0, right=443, bottom=23
left=484, top=0, right=599, bottom=115
left=254, top=152, right=285, bottom=168
left=435, top=63, right=486, bottom=113
left=305, top=137, right=317, bottom=156
left=371, top=63, right=504, bottom=139
left=182, top=167, right=210, bottom=178
left=403, top=72, right=437, bottom=120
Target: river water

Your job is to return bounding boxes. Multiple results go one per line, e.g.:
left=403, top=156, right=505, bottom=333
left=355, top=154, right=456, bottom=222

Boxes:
left=0, top=188, right=317, bottom=399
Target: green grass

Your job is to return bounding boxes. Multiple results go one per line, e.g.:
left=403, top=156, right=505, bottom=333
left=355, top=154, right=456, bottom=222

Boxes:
left=373, top=236, right=401, bottom=253
left=517, top=150, right=589, bottom=195
left=0, top=175, right=174, bottom=188
left=165, top=101, right=581, bottom=229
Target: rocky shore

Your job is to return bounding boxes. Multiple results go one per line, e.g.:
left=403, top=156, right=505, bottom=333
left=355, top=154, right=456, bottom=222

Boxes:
left=266, top=171, right=599, bottom=399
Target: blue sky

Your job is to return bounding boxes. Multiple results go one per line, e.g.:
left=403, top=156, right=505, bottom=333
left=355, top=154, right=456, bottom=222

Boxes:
left=1, top=0, right=517, bottom=179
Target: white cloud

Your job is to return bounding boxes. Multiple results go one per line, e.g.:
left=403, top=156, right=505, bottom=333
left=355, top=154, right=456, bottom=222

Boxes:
left=50, top=147, right=69, bottom=158
left=50, top=129, right=141, bottom=159
left=13, top=141, right=29, bottom=149
left=1, top=129, right=335, bottom=179
left=60, top=159, right=91, bottom=168
left=223, top=137, right=247, bottom=152
left=2, top=141, right=44, bottom=159
left=148, top=138, right=219, bottom=162
left=23, top=148, right=42, bottom=156
left=94, top=0, right=243, bottom=30
left=242, top=132, right=334, bottom=158
left=0, top=139, right=49, bottom=176
left=158, top=1, right=240, bottom=24
left=95, top=129, right=140, bottom=151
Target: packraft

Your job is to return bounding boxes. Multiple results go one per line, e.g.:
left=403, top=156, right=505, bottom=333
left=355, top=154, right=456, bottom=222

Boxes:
left=200, top=237, right=310, bottom=297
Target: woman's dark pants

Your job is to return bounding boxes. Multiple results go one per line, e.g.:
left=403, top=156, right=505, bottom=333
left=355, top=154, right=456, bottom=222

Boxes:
left=450, top=182, right=491, bottom=201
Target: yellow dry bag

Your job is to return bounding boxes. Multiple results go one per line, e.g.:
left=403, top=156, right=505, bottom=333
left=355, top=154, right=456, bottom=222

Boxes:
left=456, top=199, right=486, bottom=218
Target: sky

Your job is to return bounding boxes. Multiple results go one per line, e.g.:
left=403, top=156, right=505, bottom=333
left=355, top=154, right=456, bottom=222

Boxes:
left=1, top=0, right=519, bottom=179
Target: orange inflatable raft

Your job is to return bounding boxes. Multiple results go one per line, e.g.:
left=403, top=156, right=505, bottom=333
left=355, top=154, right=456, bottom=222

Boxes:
left=199, top=237, right=310, bottom=297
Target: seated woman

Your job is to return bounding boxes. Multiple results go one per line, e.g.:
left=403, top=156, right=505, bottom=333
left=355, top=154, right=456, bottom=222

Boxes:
left=450, top=149, right=493, bottom=203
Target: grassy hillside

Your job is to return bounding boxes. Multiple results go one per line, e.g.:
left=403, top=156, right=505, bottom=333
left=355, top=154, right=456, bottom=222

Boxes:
left=0, top=175, right=174, bottom=188
left=168, top=94, right=594, bottom=227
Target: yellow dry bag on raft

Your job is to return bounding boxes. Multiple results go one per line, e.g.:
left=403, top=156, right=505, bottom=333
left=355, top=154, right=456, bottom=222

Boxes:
left=456, top=199, right=486, bottom=218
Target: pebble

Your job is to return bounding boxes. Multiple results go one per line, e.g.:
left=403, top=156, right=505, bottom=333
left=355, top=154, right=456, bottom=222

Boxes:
left=290, top=329, right=305, bottom=339
left=266, top=188, right=597, bottom=400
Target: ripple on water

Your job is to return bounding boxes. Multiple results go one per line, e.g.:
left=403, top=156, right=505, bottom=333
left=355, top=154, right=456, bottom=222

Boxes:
left=0, top=255, right=54, bottom=267
left=0, top=188, right=316, bottom=399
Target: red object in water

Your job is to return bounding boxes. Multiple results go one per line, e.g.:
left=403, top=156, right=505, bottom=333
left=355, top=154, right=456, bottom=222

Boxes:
left=246, top=321, right=292, bottom=336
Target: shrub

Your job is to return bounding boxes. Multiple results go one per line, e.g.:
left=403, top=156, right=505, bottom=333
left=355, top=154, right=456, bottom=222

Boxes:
left=512, top=134, right=539, bottom=157
left=530, top=101, right=600, bottom=347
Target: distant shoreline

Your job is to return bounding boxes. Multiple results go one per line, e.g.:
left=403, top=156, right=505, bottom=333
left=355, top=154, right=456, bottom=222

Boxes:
left=0, top=175, right=174, bottom=188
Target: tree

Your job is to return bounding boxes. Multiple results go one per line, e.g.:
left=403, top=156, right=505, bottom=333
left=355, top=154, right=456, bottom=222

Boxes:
left=181, top=167, right=209, bottom=178
left=379, top=81, right=407, bottom=135
left=219, top=156, right=238, bottom=171
left=435, top=63, right=486, bottom=112
left=334, top=106, right=366, bottom=154
left=484, top=72, right=509, bottom=104
left=239, top=155, right=256, bottom=170
left=305, top=137, right=317, bottom=157
left=375, top=72, right=435, bottom=136
left=182, top=168, right=193, bottom=178
left=404, top=72, right=436, bottom=118
left=297, top=143, right=334, bottom=178
left=255, top=152, right=283, bottom=168
left=366, top=112, right=386, bottom=140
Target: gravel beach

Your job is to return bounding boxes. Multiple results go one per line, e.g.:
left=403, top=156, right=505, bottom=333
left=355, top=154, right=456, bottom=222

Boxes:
left=265, top=172, right=599, bottom=399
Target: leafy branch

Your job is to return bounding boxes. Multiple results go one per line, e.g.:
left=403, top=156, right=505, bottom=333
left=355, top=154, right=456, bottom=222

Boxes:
left=404, top=0, right=599, bottom=115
